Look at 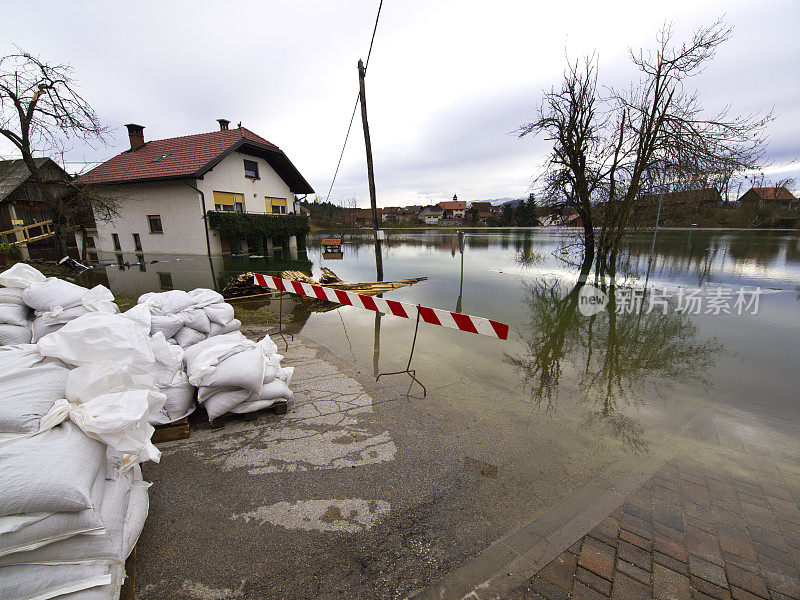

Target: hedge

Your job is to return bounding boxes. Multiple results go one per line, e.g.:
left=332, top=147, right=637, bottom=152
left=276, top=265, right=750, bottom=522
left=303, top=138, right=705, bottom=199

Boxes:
left=207, top=211, right=309, bottom=253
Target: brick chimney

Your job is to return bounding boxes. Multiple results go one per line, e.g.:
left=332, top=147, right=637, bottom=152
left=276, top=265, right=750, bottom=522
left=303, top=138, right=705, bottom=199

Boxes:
left=217, top=118, right=230, bottom=131
left=125, top=123, right=145, bottom=150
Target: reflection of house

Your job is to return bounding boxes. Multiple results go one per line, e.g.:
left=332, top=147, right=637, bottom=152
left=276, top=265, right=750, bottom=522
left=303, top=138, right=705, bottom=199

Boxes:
left=439, top=195, right=467, bottom=219
left=419, top=204, right=445, bottom=224
left=739, top=187, right=798, bottom=209
left=76, top=119, right=313, bottom=255
left=0, top=158, right=71, bottom=232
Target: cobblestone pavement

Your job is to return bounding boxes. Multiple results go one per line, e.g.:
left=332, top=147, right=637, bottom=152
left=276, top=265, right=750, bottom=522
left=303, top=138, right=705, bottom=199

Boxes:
left=507, top=458, right=800, bottom=600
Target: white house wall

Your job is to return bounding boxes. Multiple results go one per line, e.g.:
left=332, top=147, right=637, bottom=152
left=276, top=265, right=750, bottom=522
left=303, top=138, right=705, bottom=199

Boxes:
left=92, top=181, right=209, bottom=255
left=195, top=151, right=296, bottom=215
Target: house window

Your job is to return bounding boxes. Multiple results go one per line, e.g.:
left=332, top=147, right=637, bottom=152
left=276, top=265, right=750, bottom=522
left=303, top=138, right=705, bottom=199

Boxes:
left=132, top=233, right=142, bottom=251
left=112, top=233, right=121, bottom=251
left=116, top=254, right=125, bottom=268
left=158, top=272, right=173, bottom=290
left=267, top=197, right=286, bottom=214
left=213, top=191, right=245, bottom=212
left=136, top=254, right=146, bottom=272
left=88, top=251, right=98, bottom=263
left=243, top=159, right=259, bottom=179
left=86, top=236, right=95, bottom=249
left=147, top=215, right=163, bottom=234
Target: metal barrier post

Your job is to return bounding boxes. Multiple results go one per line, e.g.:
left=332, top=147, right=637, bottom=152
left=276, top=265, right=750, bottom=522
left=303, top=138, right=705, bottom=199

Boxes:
left=376, top=305, right=426, bottom=397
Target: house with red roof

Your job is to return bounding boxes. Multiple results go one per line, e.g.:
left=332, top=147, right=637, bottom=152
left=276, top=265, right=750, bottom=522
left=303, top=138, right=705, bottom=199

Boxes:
left=439, top=194, right=466, bottom=219
left=75, top=119, right=313, bottom=256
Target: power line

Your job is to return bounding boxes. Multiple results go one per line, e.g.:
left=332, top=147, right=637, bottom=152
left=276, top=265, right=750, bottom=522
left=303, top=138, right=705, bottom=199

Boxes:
left=325, top=0, right=384, bottom=203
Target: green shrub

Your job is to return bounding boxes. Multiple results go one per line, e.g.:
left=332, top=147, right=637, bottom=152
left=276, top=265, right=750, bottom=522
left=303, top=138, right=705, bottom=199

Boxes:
left=207, top=212, right=310, bottom=252
left=0, top=243, right=22, bottom=261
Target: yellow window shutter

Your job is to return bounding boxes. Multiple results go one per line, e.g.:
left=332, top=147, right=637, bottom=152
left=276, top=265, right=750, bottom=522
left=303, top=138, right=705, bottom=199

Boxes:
left=272, top=198, right=286, bottom=207
left=213, top=191, right=235, bottom=206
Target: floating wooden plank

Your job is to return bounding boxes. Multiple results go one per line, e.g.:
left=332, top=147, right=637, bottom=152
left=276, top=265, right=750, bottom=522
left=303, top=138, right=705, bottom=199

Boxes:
left=222, top=270, right=427, bottom=299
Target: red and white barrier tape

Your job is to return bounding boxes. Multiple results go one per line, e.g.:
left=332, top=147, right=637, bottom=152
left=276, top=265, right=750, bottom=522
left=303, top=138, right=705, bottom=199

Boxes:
left=253, top=273, right=509, bottom=340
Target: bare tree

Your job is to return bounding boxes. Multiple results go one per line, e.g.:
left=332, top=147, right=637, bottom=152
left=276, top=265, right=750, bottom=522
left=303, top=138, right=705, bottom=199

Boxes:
left=0, top=49, right=109, bottom=256
left=516, top=57, right=602, bottom=272
left=519, top=20, right=771, bottom=276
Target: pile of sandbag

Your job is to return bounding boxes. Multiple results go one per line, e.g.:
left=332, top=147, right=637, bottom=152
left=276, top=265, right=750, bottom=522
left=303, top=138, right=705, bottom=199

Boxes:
left=0, top=282, right=31, bottom=345
left=184, top=331, right=294, bottom=421
left=137, top=288, right=240, bottom=349
left=0, top=310, right=165, bottom=600
left=0, top=263, right=118, bottom=343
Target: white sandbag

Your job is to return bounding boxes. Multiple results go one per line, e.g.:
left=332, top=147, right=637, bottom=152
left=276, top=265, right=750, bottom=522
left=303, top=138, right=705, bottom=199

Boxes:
left=179, top=308, right=211, bottom=334
left=149, top=314, right=183, bottom=339
left=53, top=566, right=124, bottom=600
left=36, top=312, right=154, bottom=370
left=0, top=469, right=135, bottom=566
left=43, top=362, right=165, bottom=471
left=0, top=302, right=29, bottom=326
left=203, top=302, right=235, bottom=326
left=200, top=387, right=252, bottom=421
left=202, top=348, right=266, bottom=395
left=258, top=378, right=294, bottom=401
left=0, top=286, right=26, bottom=305
left=122, top=466, right=149, bottom=557
left=173, top=326, right=207, bottom=348
left=228, top=398, right=278, bottom=413
left=0, top=344, right=44, bottom=370
left=22, top=277, right=89, bottom=311
left=0, top=323, right=31, bottom=345
left=0, top=355, right=69, bottom=433
left=187, top=288, right=225, bottom=307
left=121, top=304, right=151, bottom=331
left=139, top=289, right=194, bottom=314
left=183, top=331, right=253, bottom=385
left=0, top=262, right=46, bottom=289
left=150, top=371, right=195, bottom=425
left=0, top=422, right=105, bottom=516
left=0, top=469, right=107, bottom=558
left=0, top=562, right=114, bottom=600
left=31, top=305, right=91, bottom=342
left=209, top=318, right=241, bottom=336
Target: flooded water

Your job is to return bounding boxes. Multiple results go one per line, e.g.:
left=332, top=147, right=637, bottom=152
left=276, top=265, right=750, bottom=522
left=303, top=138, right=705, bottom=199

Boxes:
left=81, top=228, right=800, bottom=446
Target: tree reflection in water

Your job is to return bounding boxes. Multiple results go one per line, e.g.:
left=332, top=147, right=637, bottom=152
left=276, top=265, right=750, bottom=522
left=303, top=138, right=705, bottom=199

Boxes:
left=505, top=266, right=722, bottom=452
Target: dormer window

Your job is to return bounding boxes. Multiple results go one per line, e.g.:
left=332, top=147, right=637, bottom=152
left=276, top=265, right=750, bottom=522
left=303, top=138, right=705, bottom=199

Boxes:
left=243, top=159, right=259, bottom=179
left=150, top=153, right=169, bottom=163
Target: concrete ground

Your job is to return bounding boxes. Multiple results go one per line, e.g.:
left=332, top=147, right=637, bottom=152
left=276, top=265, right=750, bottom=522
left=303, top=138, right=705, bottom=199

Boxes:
left=137, top=331, right=800, bottom=600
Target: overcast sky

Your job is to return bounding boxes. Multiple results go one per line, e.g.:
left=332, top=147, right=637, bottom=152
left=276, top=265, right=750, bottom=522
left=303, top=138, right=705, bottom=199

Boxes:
left=2, top=0, right=798, bottom=207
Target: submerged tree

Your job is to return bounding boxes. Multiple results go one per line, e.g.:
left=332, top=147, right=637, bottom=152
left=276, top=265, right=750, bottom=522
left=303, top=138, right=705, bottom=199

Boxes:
left=0, top=49, right=111, bottom=256
left=518, top=20, right=770, bottom=276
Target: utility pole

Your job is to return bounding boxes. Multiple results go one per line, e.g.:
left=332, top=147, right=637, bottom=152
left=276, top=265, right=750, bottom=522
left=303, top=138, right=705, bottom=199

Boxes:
left=358, top=58, right=384, bottom=280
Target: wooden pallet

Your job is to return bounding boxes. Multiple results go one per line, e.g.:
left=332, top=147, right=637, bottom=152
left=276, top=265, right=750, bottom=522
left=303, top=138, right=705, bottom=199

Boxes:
left=208, top=400, right=288, bottom=429
left=151, top=417, right=190, bottom=443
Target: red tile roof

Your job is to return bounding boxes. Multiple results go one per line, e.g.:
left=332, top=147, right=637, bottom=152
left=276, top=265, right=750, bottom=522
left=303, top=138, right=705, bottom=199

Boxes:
left=439, top=200, right=466, bottom=210
left=750, top=186, right=797, bottom=201
left=76, top=127, right=279, bottom=185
